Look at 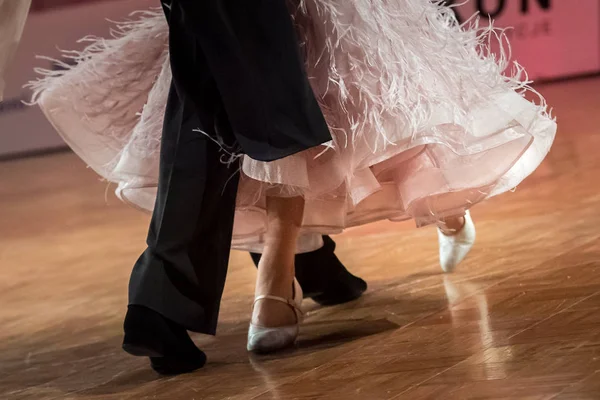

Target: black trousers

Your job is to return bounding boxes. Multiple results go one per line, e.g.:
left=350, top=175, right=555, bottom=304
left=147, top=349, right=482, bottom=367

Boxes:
left=128, top=0, right=331, bottom=334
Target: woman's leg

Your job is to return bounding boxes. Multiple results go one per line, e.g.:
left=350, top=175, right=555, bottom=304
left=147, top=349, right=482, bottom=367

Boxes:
left=250, top=235, right=368, bottom=306
left=252, top=195, right=305, bottom=328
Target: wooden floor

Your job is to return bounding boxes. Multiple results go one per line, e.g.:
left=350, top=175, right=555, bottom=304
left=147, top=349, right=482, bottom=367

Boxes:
left=1, top=77, right=599, bottom=400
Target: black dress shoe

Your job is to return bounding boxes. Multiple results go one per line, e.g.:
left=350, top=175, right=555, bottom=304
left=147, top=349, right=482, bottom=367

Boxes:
left=123, top=305, right=206, bottom=375
left=250, top=235, right=367, bottom=306
left=309, top=268, right=367, bottom=306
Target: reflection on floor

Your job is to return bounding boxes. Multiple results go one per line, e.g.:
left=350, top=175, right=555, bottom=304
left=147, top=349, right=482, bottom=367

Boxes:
left=1, top=77, right=599, bottom=399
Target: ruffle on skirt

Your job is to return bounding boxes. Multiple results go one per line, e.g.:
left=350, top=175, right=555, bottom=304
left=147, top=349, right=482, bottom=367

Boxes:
left=29, top=1, right=556, bottom=253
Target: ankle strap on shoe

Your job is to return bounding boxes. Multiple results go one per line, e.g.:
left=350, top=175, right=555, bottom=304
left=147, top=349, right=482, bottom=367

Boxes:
left=253, top=295, right=303, bottom=317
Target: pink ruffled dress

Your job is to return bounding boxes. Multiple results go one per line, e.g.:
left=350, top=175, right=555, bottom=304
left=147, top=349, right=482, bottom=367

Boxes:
left=29, top=1, right=556, bottom=253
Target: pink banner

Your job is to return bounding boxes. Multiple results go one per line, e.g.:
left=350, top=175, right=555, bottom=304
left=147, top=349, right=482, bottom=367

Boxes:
left=454, top=0, right=600, bottom=80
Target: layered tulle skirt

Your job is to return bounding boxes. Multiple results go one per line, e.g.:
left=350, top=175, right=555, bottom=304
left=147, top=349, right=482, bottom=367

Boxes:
left=30, top=1, right=556, bottom=253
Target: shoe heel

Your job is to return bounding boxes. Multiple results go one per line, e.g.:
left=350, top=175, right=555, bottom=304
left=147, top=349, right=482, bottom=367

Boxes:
left=122, top=305, right=166, bottom=357
left=122, top=332, right=164, bottom=358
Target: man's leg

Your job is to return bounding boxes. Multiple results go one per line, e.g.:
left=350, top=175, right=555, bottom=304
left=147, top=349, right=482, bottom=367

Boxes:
left=173, top=0, right=331, bottom=162
left=250, top=236, right=367, bottom=305
left=123, top=1, right=242, bottom=374
left=127, top=87, right=238, bottom=333
left=123, top=80, right=240, bottom=374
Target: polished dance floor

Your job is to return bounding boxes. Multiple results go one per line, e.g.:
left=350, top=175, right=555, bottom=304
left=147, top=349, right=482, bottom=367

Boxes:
left=1, top=77, right=599, bottom=399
